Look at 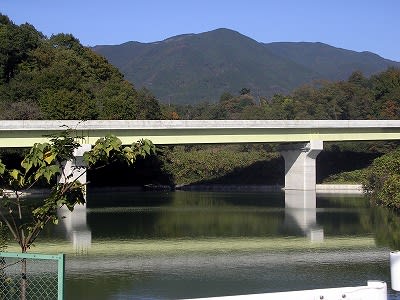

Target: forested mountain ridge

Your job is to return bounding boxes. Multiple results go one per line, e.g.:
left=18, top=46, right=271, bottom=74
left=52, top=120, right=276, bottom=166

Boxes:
left=93, top=29, right=318, bottom=104
left=264, top=41, right=399, bottom=81
left=93, top=28, right=400, bottom=104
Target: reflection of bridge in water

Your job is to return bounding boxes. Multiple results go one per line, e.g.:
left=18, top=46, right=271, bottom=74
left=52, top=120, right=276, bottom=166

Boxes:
left=58, top=190, right=344, bottom=251
left=59, top=205, right=91, bottom=253
left=284, top=190, right=323, bottom=242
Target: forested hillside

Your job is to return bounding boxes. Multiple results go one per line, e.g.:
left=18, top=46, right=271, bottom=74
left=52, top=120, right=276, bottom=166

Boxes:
left=0, top=14, right=161, bottom=120
left=165, top=67, right=400, bottom=120
left=264, top=42, right=398, bottom=81
left=93, top=29, right=317, bottom=104
left=93, top=28, right=400, bottom=104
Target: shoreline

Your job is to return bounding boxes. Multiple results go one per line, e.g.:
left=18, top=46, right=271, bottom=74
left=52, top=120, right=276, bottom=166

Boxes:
left=178, top=184, right=363, bottom=194
left=1, top=184, right=363, bottom=197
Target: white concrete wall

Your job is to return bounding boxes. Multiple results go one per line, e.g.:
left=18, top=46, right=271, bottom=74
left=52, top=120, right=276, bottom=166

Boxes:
left=58, top=144, right=91, bottom=186
left=280, top=141, right=323, bottom=191
left=186, top=281, right=387, bottom=300
left=316, top=184, right=363, bottom=194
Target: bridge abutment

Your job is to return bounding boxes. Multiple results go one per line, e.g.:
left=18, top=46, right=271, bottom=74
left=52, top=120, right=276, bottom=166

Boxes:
left=279, top=140, right=323, bottom=191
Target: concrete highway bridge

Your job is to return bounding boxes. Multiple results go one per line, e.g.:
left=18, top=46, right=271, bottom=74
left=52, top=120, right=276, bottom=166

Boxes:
left=1, top=120, right=400, bottom=194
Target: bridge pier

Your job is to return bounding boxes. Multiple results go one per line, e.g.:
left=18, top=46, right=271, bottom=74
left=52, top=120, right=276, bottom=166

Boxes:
left=58, top=144, right=91, bottom=201
left=279, top=140, right=323, bottom=191
left=57, top=144, right=92, bottom=252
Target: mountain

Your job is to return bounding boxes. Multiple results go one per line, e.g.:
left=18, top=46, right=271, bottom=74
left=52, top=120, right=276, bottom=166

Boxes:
left=264, top=42, right=399, bottom=81
left=93, top=28, right=400, bottom=104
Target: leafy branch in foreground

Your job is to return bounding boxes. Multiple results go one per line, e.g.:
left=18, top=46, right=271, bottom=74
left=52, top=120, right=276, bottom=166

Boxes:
left=0, top=130, right=155, bottom=253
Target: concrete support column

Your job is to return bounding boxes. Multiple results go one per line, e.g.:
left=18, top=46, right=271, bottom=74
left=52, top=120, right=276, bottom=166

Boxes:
left=59, top=144, right=91, bottom=184
left=279, top=140, right=323, bottom=191
left=58, top=144, right=92, bottom=200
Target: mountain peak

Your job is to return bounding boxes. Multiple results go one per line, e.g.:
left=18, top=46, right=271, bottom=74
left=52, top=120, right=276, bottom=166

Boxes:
left=93, top=29, right=400, bottom=104
left=200, top=28, right=258, bottom=42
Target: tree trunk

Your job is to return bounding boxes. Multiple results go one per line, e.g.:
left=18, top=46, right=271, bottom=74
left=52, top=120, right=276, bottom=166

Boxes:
left=20, top=258, right=27, bottom=300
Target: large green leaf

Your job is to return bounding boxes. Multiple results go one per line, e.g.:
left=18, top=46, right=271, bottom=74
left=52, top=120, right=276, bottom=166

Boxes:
left=43, top=151, right=56, bottom=164
left=9, top=169, right=20, bottom=180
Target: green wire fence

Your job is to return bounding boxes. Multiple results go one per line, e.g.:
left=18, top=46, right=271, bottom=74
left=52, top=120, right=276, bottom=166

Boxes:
left=0, top=252, right=65, bottom=300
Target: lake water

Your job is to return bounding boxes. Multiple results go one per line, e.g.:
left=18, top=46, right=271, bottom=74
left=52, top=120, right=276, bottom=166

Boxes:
left=31, top=190, right=400, bottom=299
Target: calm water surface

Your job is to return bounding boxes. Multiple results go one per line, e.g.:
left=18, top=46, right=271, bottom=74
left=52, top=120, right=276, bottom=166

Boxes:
left=41, top=190, right=400, bottom=299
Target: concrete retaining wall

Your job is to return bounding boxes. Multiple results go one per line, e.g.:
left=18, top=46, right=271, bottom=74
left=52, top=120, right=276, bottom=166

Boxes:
left=316, top=184, right=363, bottom=194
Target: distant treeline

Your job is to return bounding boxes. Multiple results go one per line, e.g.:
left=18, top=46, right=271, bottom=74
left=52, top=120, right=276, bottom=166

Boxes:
left=163, top=68, right=400, bottom=121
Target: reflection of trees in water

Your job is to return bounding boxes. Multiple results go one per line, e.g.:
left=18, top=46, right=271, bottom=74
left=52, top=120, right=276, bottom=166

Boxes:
left=317, top=195, right=370, bottom=209
left=88, top=206, right=285, bottom=239
left=87, top=191, right=285, bottom=239
left=316, top=210, right=366, bottom=235
left=139, top=191, right=285, bottom=238
left=170, top=191, right=283, bottom=208
left=88, top=210, right=163, bottom=239
left=155, top=209, right=284, bottom=238
left=362, top=206, right=400, bottom=250
left=70, top=191, right=400, bottom=245
left=313, top=195, right=370, bottom=236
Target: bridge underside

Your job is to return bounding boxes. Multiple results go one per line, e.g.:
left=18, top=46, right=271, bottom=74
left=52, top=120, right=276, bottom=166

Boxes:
left=69, top=140, right=321, bottom=197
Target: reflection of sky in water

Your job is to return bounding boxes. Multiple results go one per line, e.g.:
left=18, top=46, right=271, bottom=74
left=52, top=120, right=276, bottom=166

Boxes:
left=43, top=191, right=400, bottom=299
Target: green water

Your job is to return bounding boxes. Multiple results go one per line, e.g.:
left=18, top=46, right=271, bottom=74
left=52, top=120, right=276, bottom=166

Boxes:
left=21, top=191, right=400, bottom=299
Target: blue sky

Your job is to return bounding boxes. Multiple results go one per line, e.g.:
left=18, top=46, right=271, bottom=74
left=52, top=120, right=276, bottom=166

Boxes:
left=2, top=0, right=399, bottom=61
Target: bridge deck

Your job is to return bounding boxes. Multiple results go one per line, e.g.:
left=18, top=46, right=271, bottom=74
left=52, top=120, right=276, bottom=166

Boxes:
left=1, top=120, right=400, bottom=147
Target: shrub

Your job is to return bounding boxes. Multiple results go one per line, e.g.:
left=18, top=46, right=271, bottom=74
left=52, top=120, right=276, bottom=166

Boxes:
left=364, top=148, right=400, bottom=209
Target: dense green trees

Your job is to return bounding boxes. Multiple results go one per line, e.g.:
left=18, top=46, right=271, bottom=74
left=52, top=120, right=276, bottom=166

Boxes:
left=0, top=14, right=162, bottom=120
left=162, top=67, right=400, bottom=121
left=0, top=16, right=42, bottom=84
left=364, top=149, right=400, bottom=209
left=163, top=145, right=281, bottom=185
